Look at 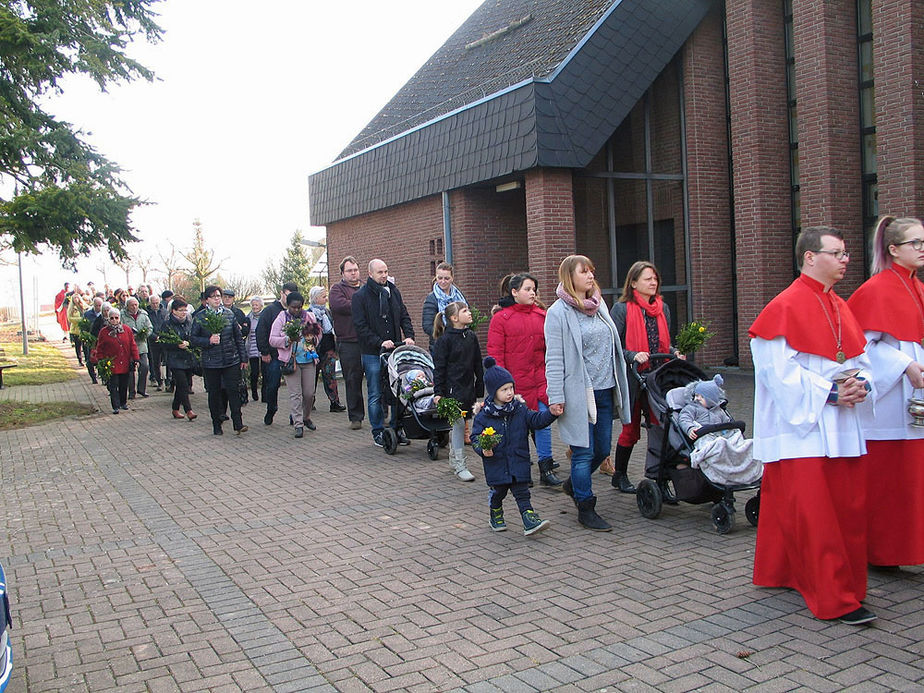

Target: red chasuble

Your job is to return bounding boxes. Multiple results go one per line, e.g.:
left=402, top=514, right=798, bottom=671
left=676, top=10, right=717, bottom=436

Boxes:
left=749, top=274, right=866, bottom=360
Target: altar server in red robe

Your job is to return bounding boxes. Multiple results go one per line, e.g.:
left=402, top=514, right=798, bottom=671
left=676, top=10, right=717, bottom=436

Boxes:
left=848, top=215, right=924, bottom=568
left=750, top=226, right=876, bottom=625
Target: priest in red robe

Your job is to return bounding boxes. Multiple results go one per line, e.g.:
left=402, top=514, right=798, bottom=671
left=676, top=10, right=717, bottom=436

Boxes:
left=848, top=215, right=924, bottom=568
left=54, top=282, right=71, bottom=335
left=749, top=226, right=876, bottom=625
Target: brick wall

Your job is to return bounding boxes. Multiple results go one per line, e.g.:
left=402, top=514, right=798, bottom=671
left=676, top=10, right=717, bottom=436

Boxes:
left=683, top=8, right=736, bottom=367
left=525, top=169, right=577, bottom=296
left=793, top=0, right=864, bottom=292
left=875, top=0, right=924, bottom=218
left=725, top=0, right=793, bottom=365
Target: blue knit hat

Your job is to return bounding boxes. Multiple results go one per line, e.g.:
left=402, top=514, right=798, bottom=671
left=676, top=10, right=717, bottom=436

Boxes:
left=693, top=374, right=725, bottom=407
left=483, top=356, right=514, bottom=401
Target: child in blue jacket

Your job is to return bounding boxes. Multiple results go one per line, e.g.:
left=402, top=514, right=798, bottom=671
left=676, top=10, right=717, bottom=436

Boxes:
left=472, top=357, right=562, bottom=535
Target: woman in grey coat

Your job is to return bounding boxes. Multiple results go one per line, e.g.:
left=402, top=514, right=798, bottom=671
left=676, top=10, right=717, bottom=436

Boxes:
left=545, top=255, right=631, bottom=531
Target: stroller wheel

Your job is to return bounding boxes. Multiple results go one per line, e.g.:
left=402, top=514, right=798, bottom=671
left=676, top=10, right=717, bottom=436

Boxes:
left=427, top=439, right=440, bottom=460
left=382, top=428, right=398, bottom=455
left=636, top=479, right=663, bottom=519
left=711, top=502, right=735, bottom=534
left=745, top=494, right=760, bottom=527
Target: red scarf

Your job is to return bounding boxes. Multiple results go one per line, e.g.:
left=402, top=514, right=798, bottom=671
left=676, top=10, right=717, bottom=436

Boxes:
left=847, top=266, right=924, bottom=343
left=749, top=274, right=866, bottom=360
left=625, top=291, right=670, bottom=356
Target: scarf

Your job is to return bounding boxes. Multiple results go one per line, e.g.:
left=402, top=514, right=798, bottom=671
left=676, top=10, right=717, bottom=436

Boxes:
left=555, top=283, right=602, bottom=316
left=308, top=303, right=333, bottom=333
left=106, top=323, right=124, bottom=337
left=625, top=291, right=670, bottom=356
left=431, top=282, right=466, bottom=324
left=484, top=398, right=517, bottom=417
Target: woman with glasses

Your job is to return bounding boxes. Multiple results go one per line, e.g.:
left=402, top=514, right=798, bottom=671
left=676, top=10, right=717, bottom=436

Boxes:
left=610, top=261, right=683, bottom=497
left=95, top=308, right=139, bottom=414
left=190, top=285, right=248, bottom=435
left=848, top=215, right=924, bottom=568
left=158, top=297, right=198, bottom=421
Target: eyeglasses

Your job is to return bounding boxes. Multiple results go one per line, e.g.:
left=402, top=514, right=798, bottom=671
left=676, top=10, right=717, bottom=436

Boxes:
left=814, top=249, right=850, bottom=261
left=894, top=239, right=924, bottom=251
left=108, top=317, right=120, bottom=321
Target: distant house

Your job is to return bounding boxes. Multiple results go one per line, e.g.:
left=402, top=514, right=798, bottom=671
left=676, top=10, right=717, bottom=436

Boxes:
left=309, top=0, right=922, bottom=366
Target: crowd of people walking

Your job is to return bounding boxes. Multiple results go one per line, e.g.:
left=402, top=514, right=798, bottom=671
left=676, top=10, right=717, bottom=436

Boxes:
left=52, top=213, right=924, bottom=625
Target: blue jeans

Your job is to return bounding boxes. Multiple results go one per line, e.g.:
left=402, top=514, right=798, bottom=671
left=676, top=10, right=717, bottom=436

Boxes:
left=569, top=388, right=614, bottom=502
left=263, top=357, right=282, bottom=414
left=534, top=401, right=552, bottom=461
left=362, top=353, right=396, bottom=434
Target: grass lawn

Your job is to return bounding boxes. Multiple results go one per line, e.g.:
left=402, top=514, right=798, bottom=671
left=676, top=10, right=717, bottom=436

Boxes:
left=0, top=341, right=79, bottom=385
left=0, top=401, right=96, bottom=430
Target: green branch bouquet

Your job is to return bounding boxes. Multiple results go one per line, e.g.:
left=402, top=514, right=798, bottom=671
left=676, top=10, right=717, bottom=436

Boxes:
left=96, top=357, right=113, bottom=385
left=77, top=317, right=96, bottom=347
left=469, top=305, right=489, bottom=331
left=201, top=310, right=227, bottom=335
left=283, top=318, right=303, bottom=343
left=675, top=320, right=715, bottom=355
left=436, top=396, right=466, bottom=426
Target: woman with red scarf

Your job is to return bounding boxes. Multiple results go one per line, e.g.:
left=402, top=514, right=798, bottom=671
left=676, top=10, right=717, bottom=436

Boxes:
left=95, top=308, right=140, bottom=414
left=609, top=261, right=682, bottom=496
left=847, top=215, right=924, bottom=568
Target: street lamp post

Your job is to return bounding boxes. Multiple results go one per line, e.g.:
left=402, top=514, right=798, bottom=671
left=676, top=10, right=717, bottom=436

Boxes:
left=17, top=252, right=28, bottom=355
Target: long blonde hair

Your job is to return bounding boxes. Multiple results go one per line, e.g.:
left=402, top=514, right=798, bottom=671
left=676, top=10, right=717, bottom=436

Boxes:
left=558, top=255, right=599, bottom=303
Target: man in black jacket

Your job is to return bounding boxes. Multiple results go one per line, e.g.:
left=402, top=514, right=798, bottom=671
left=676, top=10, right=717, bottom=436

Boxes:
left=352, top=259, right=415, bottom=447
left=255, top=281, right=298, bottom=425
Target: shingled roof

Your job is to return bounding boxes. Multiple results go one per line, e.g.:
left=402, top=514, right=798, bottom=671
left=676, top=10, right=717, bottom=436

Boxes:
left=310, top=0, right=713, bottom=226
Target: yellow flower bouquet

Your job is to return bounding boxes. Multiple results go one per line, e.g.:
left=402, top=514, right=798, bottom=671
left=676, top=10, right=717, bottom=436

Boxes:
left=675, top=321, right=715, bottom=355
left=477, top=426, right=502, bottom=456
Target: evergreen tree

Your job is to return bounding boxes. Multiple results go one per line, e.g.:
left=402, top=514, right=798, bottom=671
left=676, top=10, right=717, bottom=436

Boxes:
left=0, top=0, right=162, bottom=267
left=262, top=230, right=321, bottom=294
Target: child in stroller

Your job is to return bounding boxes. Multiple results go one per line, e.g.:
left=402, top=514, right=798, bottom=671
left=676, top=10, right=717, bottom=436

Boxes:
left=676, top=374, right=760, bottom=488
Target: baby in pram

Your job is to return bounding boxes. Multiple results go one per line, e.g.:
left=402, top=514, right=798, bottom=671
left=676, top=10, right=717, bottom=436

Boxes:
left=400, top=368, right=437, bottom=413
left=677, top=375, right=761, bottom=486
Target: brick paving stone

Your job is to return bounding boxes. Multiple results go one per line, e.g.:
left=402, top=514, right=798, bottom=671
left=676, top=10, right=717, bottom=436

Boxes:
left=3, top=345, right=924, bottom=692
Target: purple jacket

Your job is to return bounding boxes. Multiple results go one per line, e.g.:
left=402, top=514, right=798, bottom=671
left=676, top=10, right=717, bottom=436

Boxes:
left=268, top=309, right=321, bottom=363
left=329, top=279, right=361, bottom=342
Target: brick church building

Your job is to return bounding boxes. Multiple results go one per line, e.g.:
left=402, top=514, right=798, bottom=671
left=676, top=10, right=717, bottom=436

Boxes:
left=308, top=0, right=923, bottom=366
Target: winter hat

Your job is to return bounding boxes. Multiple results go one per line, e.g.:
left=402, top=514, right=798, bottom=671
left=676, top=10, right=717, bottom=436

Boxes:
left=693, top=374, right=725, bottom=407
left=483, top=356, right=515, bottom=401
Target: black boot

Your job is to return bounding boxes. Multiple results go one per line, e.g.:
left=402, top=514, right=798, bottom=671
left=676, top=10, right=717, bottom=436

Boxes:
left=611, top=445, right=636, bottom=494
left=538, top=458, right=563, bottom=489
left=576, top=496, right=612, bottom=531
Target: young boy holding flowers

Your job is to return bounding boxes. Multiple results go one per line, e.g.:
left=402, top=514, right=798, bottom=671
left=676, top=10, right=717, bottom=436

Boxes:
left=472, top=357, right=563, bottom=535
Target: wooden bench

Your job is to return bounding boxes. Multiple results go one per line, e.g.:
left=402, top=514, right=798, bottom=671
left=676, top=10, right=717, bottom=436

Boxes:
left=0, top=363, right=17, bottom=389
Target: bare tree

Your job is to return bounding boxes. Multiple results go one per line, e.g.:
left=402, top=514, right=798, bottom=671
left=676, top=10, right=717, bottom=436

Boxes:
left=113, top=255, right=134, bottom=287
left=223, top=273, right=265, bottom=300
left=135, top=252, right=156, bottom=285
left=157, top=243, right=184, bottom=292
left=180, top=219, right=223, bottom=293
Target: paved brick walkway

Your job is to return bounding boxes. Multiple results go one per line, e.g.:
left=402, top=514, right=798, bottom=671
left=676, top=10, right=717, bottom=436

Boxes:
left=2, top=345, right=923, bottom=691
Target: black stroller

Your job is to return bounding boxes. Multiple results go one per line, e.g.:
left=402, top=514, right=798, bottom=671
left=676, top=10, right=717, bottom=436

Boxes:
left=379, top=345, right=451, bottom=459
left=633, top=355, right=761, bottom=534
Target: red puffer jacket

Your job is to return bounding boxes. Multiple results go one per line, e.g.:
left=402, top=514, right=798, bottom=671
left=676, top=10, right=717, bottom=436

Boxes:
left=95, top=326, right=140, bottom=374
left=486, top=302, right=548, bottom=409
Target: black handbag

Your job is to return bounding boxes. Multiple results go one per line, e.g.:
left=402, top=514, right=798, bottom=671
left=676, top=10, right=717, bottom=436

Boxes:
left=281, top=352, right=296, bottom=375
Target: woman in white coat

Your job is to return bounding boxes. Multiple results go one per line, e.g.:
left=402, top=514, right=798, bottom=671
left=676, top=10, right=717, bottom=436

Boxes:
left=545, top=255, right=631, bottom=531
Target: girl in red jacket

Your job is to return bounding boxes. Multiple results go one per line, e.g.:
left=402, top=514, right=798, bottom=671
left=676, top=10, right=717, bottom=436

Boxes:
left=95, top=309, right=140, bottom=414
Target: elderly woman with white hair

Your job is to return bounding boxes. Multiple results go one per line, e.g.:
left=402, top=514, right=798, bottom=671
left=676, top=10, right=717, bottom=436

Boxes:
left=309, top=285, right=346, bottom=412
left=246, top=295, right=265, bottom=402
left=95, top=308, right=140, bottom=413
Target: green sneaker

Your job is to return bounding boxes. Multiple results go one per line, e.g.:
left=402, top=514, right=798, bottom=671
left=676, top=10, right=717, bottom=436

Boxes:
left=522, top=509, right=550, bottom=536
left=490, top=506, right=507, bottom=532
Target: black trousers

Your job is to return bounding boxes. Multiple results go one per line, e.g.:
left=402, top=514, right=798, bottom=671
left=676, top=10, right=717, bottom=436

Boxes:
left=172, top=368, right=193, bottom=413
left=338, top=341, right=365, bottom=422
left=203, top=365, right=243, bottom=429
left=249, top=357, right=262, bottom=398
left=108, top=373, right=129, bottom=411
left=489, top=481, right=533, bottom=514
left=149, top=340, right=164, bottom=385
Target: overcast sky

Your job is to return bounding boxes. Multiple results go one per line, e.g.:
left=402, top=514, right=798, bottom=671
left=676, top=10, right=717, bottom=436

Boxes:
left=3, top=0, right=484, bottom=310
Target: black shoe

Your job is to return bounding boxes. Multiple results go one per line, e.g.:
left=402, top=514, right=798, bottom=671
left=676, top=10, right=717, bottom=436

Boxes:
left=396, top=428, right=410, bottom=445
left=305, top=419, right=317, bottom=431
left=294, top=427, right=304, bottom=438
left=139, top=393, right=150, bottom=398
left=576, top=496, right=612, bottom=531
left=264, top=411, right=274, bottom=425
left=538, top=459, right=563, bottom=488
left=166, top=384, right=174, bottom=393
left=120, top=405, right=129, bottom=410
left=155, top=386, right=162, bottom=392
left=91, top=378, right=98, bottom=384
left=330, top=401, right=346, bottom=412
left=213, top=426, right=223, bottom=435
left=112, top=409, right=119, bottom=415
left=611, top=472, right=637, bottom=494
left=220, top=414, right=229, bottom=422
left=837, top=607, right=877, bottom=625
left=372, top=432, right=385, bottom=447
